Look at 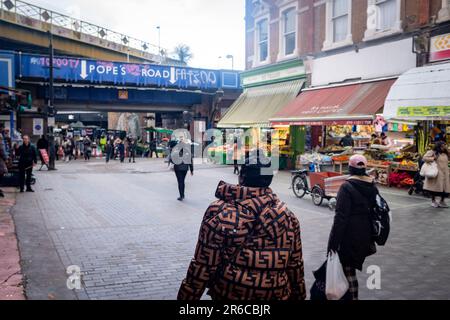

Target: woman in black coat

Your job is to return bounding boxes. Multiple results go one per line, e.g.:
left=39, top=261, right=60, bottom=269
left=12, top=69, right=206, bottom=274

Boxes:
left=171, top=138, right=194, bottom=201
left=327, top=154, right=378, bottom=300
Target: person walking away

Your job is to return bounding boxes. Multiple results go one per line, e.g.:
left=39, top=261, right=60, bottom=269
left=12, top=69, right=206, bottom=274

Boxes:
left=118, top=139, right=125, bottom=163
left=100, top=134, right=107, bottom=154
left=178, top=151, right=306, bottom=300
left=172, top=138, right=193, bottom=201
left=327, top=155, right=378, bottom=300
left=149, top=139, right=159, bottom=159
left=423, top=141, right=450, bottom=208
left=36, top=135, right=49, bottom=170
left=339, top=132, right=354, bottom=147
left=105, top=139, right=114, bottom=163
left=83, top=136, right=92, bottom=161
left=128, top=139, right=136, bottom=163
left=0, top=135, right=9, bottom=197
left=17, top=135, right=37, bottom=193
left=62, top=138, right=71, bottom=162
left=232, top=139, right=241, bottom=175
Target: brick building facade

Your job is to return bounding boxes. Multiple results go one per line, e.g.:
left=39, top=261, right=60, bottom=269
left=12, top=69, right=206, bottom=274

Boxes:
left=245, top=0, right=448, bottom=78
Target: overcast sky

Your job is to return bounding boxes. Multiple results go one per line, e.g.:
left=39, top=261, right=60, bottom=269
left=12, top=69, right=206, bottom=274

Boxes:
left=27, top=0, right=245, bottom=70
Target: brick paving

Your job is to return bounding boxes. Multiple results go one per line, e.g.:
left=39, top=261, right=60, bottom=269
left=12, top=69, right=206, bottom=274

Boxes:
left=10, top=159, right=450, bottom=300
left=0, top=188, right=25, bottom=300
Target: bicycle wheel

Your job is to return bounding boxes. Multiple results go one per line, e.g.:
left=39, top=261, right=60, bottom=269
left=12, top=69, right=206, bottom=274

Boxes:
left=292, top=176, right=307, bottom=199
left=311, top=186, right=324, bottom=206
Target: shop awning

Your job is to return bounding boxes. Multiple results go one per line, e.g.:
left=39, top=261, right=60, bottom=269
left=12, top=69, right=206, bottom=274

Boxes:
left=217, top=79, right=305, bottom=128
left=270, top=78, right=396, bottom=126
left=384, top=62, right=450, bottom=120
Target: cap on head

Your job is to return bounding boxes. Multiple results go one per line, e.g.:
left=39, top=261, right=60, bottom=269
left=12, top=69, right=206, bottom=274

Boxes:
left=349, top=154, right=367, bottom=169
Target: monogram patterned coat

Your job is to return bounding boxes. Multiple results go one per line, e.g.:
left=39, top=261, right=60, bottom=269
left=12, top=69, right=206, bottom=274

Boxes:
left=178, top=181, right=306, bottom=301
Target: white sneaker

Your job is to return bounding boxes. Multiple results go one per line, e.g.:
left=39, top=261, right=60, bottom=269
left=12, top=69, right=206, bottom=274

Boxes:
left=439, top=201, right=449, bottom=208
left=431, top=201, right=439, bottom=208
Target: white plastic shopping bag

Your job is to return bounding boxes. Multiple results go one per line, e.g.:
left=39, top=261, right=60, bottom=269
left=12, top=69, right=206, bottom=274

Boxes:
left=325, top=251, right=349, bottom=300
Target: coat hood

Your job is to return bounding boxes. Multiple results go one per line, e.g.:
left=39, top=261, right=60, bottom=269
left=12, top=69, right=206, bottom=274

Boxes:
left=215, top=181, right=290, bottom=240
left=347, top=176, right=377, bottom=199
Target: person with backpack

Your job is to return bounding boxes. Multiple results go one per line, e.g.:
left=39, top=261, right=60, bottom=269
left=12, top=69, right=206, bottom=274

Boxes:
left=327, top=154, right=381, bottom=300
left=178, top=150, right=306, bottom=301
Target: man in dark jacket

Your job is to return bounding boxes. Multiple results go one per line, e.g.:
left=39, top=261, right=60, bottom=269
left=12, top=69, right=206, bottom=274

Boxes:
left=128, top=138, right=137, bottom=163
left=327, top=154, right=378, bottom=300
left=339, top=132, right=355, bottom=147
left=178, top=152, right=306, bottom=301
left=18, top=135, right=38, bottom=193
left=171, top=138, right=194, bottom=201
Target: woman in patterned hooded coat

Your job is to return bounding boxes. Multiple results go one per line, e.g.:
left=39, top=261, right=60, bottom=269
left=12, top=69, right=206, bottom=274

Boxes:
left=178, top=152, right=306, bottom=301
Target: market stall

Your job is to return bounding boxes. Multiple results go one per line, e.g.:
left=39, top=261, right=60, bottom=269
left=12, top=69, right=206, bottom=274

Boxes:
left=383, top=62, right=450, bottom=187
left=271, top=78, right=397, bottom=171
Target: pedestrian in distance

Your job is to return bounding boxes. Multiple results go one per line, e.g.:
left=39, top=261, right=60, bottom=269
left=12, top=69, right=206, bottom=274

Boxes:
left=172, top=137, right=193, bottom=201
left=128, top=138, right=137, bottom=163
left=178, top=150, right=306, bottom=301
left=83, top=136, right=92, bottom=161
left=327, top=154, right=379, bottom=300
left=36, top=135, right=49, bottom=170
left=17, top=135, right=38, bottom=193
left=117, top=139, right=125, bottom=163
left=423, top=141, right=450, bottom=208
left=105, top=139, right=114, bottom=163
left=339, top=132, right=354, bottom=147
left=0, top=135, right=8, bottom=198
left=232, top=138, right=241, bottom=175
left=62, top=138, right=72, bottom=162
left=149, top=139, right=159, bottom=159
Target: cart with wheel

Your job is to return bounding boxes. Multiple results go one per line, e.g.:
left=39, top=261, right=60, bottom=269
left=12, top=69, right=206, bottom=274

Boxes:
left=309, top=172, right=349, bottom=207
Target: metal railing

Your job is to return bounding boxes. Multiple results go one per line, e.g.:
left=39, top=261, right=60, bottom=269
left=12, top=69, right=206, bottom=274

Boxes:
left=0, top=0, right=166, bottom=59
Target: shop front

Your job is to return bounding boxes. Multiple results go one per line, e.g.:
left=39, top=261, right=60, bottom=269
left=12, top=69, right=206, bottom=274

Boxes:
left=271, top=78, right=398, bottom=171
left=215, top=60, right=306, bottom=168
left=383, top=61, right=450, bottom=188
left=384, top=61, right=450, bottom=150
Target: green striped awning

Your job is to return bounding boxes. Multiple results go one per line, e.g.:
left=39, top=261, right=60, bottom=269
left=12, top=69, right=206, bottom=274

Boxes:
left=217, top=79, right=304, bottom=128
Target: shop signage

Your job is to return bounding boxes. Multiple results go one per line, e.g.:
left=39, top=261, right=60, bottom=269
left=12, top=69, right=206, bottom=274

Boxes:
left=18, top=54, right=241, bottom=90
left=118, top=90, right=129, bottom=100
left=430, top=33, right=450, bottom=62
left=0, top=51, right=14, bottom=90
left=397, top=106, right=450, bottom=117
left=241, top=60, right=306, bottom=88
left=33, top=118, right=44, bottom=136
left=271, top=120, right=373, bottom=126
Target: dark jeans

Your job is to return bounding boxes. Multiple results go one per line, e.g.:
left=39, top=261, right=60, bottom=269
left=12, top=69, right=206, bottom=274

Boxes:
left=234, top=160, right=239, bottom=174
left=129, top=151, right=136, bottom=162
left=19, top=165, right=33, bottom=191
left=175, top=170, right=188, bottom=198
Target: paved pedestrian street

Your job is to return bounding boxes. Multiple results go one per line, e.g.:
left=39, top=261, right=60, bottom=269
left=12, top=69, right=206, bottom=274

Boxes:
left=11, top=159, right=450, bottom=300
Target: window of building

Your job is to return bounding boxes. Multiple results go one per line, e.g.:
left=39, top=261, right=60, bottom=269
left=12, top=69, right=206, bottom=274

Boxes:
left=375, top=0, right=397, bottom=31
left=283, top=8, right=296, bottom=56
left=257, top=19, right=269, bottom=62
left=364, top=0, right=402, bottom=40
left=323, top=0, right=352, bottom=50
left=332, top=0, right=349, bottom=42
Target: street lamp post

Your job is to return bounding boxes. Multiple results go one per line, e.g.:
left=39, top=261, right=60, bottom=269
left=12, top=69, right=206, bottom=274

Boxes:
left=47, top=31, right=56, bottom=170
left=156, top=26, right=161, bottom=63
left=226, top=54, right=234, bottom=70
